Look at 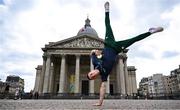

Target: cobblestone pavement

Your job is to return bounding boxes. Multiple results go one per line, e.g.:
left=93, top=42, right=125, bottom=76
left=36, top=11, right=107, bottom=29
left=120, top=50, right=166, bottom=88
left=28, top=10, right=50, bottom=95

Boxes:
left=0, top=99, right=180, bottom=110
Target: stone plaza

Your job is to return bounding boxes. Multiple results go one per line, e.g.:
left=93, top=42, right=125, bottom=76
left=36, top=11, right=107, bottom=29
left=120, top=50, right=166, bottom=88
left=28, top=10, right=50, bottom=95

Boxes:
left=0, top=99, right=180, bottom=110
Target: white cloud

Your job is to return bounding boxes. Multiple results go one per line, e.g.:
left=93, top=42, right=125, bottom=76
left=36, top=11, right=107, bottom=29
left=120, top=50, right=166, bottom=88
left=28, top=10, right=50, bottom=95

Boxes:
left=128, top=3, right=180, bottom=85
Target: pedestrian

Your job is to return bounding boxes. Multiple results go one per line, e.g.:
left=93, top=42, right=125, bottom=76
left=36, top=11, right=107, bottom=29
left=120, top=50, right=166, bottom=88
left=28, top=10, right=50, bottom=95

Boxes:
left=87, top=1, right=163, bottom=106
left=29, top=90, right=33, bottom=99
left=14, top=87, right=19, bottom=100
left=34, top=91, right=39, bottom=99
left=19, top=88, right=23, bottom=99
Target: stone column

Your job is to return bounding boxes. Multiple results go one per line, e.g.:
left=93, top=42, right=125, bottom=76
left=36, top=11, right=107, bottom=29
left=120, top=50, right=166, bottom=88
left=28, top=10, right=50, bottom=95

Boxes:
left=48, top=62, right=54, bottom=93
left=74, top=54, right=80, bottom=94
left=43, top=54, right=51, bottom=93
left=128, top=72, right=133, bottom=96
left=89, top=57, right=94, bottom=95
left=34, top=65, right=41, bottom=92
left=128, top=66, right=137, bottom=96
left=116, top=58, right=121, bottom=94
left=39, top=55, right=46, bottom=94
left=58, top=55, right=66, bottom=94
left=131, top=67, right=137, bottom=95
left=124, top=56, right=130, bottom=96
left=119, top=53, right=126, bottom=96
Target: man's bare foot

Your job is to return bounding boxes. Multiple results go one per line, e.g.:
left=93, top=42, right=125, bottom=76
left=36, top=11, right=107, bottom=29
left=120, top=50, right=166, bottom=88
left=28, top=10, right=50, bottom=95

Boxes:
left=149, top=27, right=164, bottom=34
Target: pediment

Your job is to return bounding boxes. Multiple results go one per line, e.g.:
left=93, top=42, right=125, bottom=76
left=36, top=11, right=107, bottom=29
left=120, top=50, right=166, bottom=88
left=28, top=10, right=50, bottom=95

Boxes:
left=46, top=35, right=104, bottom=49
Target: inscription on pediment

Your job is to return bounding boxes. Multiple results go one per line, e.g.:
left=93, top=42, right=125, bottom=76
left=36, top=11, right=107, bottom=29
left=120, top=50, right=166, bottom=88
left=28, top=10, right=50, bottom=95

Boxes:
left=55, top=37, right=104, bottom=48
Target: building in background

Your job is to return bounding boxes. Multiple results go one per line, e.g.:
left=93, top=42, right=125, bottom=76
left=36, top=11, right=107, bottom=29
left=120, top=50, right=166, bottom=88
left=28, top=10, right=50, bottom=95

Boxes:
left=0, top=75, right=24, bottom=99
left=5, top=75, right=24, bottom=94
left=138, top=77, right=149, bottom=98
left=170, top=65, right=180, bottom=97
left=139, top=65, right=180, bottom=99
left=139, top=74, right=167, bottom=98
left=0, top=80, right=7, bottom=93
left=34, top=18, right=138, bottom=98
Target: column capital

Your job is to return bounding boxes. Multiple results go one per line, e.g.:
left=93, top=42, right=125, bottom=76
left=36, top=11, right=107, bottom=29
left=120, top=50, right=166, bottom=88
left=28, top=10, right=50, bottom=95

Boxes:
left=42, top=55, right=47, bottom=60
left=127, top=66, right=136, bottom=71
left=122, top=49, right=129, bottom=53
left=60, top=54, right=66, bottom=57
left=43, top=53, right=52, bottom=58
left=42, top=53, right=47, bottom=60
left=123, top=54, right=128, bottom=60
left=118, top=53, right=127, bottom=60
left=75, top=54, right=81, bottom=57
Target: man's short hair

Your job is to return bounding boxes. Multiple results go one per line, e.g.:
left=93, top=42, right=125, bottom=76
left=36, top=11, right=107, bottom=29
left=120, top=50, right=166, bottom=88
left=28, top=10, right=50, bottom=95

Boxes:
left=87, top=74, right=91, bottom=80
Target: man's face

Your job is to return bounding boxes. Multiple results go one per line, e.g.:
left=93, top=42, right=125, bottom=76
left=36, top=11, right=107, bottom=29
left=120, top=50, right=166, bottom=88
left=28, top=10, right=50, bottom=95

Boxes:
left=88, top=69, right=100, bottom=80
left=95, top=50, right=101, bottom=56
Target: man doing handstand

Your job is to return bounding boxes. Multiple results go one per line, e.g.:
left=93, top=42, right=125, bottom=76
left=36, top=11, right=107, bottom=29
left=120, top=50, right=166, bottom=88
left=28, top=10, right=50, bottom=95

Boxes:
left=87, top=1, right=163, bottom=106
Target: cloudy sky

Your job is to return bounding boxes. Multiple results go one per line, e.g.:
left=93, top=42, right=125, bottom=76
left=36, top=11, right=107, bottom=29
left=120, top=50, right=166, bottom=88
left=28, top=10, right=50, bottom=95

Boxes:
left=0, top=0, right=180, bottom=92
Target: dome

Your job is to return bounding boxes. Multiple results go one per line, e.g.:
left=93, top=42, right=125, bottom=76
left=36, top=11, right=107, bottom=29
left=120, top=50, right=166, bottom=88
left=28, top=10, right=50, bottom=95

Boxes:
left=77, top=17, right=98, bottom=37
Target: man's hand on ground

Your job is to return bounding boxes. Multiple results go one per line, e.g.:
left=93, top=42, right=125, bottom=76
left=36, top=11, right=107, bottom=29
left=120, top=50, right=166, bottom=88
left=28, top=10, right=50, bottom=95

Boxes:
left=93, top=102, right=102, bottom=106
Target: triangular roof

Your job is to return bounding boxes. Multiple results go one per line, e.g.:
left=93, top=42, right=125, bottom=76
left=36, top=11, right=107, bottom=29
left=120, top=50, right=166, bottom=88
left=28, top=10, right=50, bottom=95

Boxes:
left=42, top=35, right=105, bottom=52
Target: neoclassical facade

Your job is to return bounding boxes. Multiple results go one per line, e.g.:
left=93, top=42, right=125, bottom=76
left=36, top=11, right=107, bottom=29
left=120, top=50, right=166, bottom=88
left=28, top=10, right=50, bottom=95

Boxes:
left=34, top=18, right=137, bottom=97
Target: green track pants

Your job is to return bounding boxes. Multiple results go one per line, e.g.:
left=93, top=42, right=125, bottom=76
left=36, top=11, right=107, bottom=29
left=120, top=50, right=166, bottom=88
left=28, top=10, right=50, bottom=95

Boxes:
left=104, top=12, right=151, bottom=53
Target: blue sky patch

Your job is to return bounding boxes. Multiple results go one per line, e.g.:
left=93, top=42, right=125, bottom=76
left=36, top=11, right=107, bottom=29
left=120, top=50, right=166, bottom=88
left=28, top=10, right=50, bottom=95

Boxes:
left=0, top=0, right=4, bottom=5
left=162, top=51, right=179, bottom=58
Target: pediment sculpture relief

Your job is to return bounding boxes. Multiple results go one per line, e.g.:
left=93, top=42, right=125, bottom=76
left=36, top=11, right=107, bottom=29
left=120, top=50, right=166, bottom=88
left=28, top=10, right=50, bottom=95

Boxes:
left=55, top=37, right=104, bottom=48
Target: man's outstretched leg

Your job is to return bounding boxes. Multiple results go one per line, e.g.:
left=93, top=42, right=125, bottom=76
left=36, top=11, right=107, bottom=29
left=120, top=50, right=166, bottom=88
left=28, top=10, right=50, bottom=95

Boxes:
left=115, top=27, right=163, bottom=53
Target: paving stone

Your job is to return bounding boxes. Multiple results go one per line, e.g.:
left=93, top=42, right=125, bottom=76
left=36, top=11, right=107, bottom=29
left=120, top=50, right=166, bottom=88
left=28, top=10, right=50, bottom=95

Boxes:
left=0, top=99, right=180, bottom=110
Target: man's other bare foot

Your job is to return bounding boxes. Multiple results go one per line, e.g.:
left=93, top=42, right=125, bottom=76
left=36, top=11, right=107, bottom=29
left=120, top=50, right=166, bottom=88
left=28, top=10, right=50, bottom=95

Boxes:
left=104, top=1, right=109, bottom=12
left=149, top=27, right=164, bottom=34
